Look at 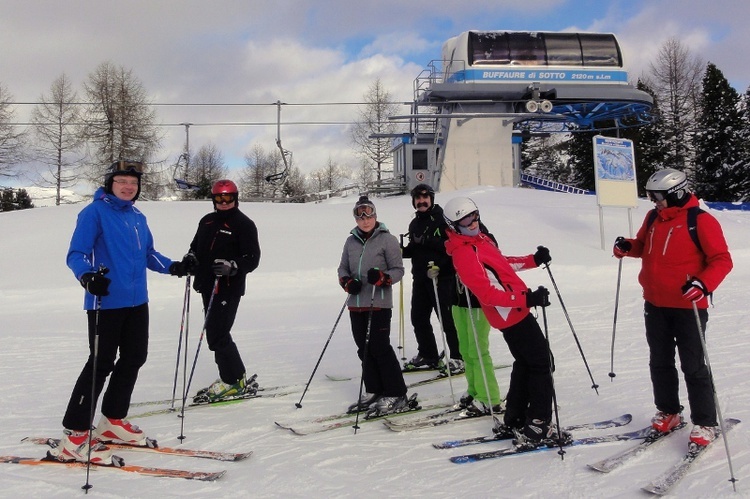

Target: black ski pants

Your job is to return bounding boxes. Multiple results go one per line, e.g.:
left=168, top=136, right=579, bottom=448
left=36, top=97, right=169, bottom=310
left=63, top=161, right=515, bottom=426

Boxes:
left=500, top=313, right=554, bottom=428
left=63, top=304, right=149, bottom=430
left=350, top=308, right=407, bottom=397
left=202, top=292, right=246, bottom=385
left=644, top=302, right=716, bottom=426
left=410, top=276, right=461, bottom=360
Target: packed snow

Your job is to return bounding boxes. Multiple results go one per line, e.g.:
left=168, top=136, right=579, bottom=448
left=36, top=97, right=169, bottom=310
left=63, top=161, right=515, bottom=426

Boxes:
left=0, top=186, right=748, bottom=498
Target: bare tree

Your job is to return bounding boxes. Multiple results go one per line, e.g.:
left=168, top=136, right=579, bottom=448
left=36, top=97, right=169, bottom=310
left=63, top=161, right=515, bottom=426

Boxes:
left=240, top=144, right=272, bottom=199
left=309, top=157, right=348, bottom=193
left=30, top=73, right=85, bottom=205
left=189, top=142, right=228, bottom=199
left=351, top=78, right=400, bottom=181
left=81, top=61, right=162, bottom=181
left=0, top=83, right=27, bottom=179
left=281, top=165, right=308, bottom=201
left=354, top=157, right=374, bottom=190
left=646, top=38, right=704, bottom=172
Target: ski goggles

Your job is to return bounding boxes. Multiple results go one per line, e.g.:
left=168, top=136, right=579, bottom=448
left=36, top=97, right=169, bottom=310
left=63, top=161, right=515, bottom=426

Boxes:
left=354, top=205, right=376, bottom=219
left=647, top=191, right=666, bottom=202
left=458, top=210, right=479, bottom=227
left=213, top=193, right=237, bottom=204
left=112, top=160, right=146, bottom=174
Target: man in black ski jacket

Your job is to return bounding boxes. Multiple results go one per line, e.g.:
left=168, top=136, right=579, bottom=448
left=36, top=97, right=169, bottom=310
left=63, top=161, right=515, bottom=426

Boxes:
left=186, top=180, right=261, bottom=402
left=401, top=184, right=462, bottom=372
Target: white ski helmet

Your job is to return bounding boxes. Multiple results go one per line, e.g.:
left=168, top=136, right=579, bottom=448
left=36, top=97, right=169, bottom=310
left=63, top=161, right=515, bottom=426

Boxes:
left=443, top=197, right=479, bottom=231
left=645, top=168, right=690, bottom=207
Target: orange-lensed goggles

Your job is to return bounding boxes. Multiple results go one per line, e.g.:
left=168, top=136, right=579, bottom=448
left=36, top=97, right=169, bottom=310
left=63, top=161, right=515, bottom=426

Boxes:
left=213, top=193, right=237, bottom=204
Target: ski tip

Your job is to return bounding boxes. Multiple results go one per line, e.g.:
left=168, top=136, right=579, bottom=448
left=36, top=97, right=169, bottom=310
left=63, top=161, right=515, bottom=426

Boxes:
left=586, top=463, right=611, bottom=473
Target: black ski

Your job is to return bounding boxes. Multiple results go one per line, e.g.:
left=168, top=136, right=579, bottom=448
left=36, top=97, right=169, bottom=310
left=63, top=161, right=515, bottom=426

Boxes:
left=641, top=418, right=740, bottom=495
left=450, top=426, right=653, bottom=463
left=434, top=414, right=632, bottom=449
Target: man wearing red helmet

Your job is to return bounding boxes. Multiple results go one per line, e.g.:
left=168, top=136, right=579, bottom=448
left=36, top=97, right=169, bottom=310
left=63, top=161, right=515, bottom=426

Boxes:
left=186, top=180, right=262, bottom=402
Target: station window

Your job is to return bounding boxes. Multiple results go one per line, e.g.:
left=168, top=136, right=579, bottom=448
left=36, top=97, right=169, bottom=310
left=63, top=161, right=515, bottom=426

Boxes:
left=543, top=34, right=583, bottom=66
left=507, top=33, right=546, bottom=65
left=412, top=149, right=429, bottom=170
left=579, top=34, right=622, bottom=67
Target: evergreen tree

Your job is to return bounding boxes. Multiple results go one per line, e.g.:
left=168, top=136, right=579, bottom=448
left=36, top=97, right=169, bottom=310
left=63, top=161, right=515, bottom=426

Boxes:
left=693, top=63, right=743, bottom=201
left=521, top=133, right=569, bottom=184
left=14, top=188, right=34, bottom=209
left=563, top=127, right=598, bottom=191
left=1, top=188, right=14, bottom=211
left=619, top=80, right=667, bottom=197
left=736, top=88, right=750, bottom=200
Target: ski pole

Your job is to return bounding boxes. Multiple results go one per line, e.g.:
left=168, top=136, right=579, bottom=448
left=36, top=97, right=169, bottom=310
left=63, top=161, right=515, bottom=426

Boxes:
left=540, top=297, right=566, bottom=460
left=609, top=259, right=623, bottom=380
left=295, top=296, right=348, bottom=408
left=398, top=234, right=406, bottom=361
left=464, top=286, right=500, bottom=428
left=171, top=275, right=192, bottom=409
left=691, top=300, right=737, bottom=491
left=83, top=264, right=108, bottom=493
left=179, top=276, right=220, bottom=441
left=429, top=261, right=455, bottom=404
left=542, top=261, right=599, bottom=394
left=353, top=285, right=377, bottom=434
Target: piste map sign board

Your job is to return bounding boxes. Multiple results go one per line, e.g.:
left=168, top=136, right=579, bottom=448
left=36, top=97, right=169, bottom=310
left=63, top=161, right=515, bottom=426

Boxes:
left=593, top=136, right=638, bottom=208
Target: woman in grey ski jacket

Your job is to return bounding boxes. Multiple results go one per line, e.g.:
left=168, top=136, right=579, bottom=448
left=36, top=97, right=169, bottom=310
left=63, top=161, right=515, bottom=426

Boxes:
left=337, top=196, right=411, bottom=416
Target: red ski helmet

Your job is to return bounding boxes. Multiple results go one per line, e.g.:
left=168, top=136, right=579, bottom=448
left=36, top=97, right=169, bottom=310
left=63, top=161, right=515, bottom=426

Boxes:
left=211, top=179, right=238, bottom=195
left=211, top=179, right=239, bottom=207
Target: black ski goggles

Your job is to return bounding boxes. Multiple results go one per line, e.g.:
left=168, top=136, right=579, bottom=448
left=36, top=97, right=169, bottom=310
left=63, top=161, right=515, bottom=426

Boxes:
left=112, top=160, right=146, bottom=174
left=647, top=191, right=666, bottom=202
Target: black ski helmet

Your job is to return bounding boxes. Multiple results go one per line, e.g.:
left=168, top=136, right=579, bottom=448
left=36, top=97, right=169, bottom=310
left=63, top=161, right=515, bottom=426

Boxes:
left=104, top=160, right=144, bottom=201
left=410, top=183, right=435, bottom=208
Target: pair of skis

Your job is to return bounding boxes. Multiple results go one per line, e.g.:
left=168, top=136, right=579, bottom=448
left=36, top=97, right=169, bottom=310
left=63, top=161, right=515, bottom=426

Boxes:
left=5, top=435, right=254, bottom=481
left=275, top=393, right=436, bottom=435
left=588, top=418, right=740, bottom=496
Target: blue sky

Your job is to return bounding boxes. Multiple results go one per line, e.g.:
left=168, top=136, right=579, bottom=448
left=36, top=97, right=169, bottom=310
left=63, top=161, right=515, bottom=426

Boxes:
left=1, top=0, right=746, bottom=185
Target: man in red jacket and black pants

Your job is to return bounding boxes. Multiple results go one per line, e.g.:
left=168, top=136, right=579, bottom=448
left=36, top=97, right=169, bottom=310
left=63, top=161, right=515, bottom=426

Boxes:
left=614, top=168, right=732, bottom=447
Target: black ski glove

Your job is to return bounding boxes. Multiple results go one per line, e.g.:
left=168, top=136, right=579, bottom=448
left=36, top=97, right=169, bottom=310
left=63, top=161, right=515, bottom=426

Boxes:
left=339, top=276, right=362, bottom=295
left=182, top=252, right=199, bottom=273
left=80, top=272, right=111, bottom=297
left=212, top=259, right=238, bottom=276
left=526, top=286, right=550, bottom=308
left=367, top=268, right=392, bottom=287
left=169, top=261, right=187, bottom=277
left=533, top=246, right=551, bottom=267
left=613, top=237, right=632, bottom=259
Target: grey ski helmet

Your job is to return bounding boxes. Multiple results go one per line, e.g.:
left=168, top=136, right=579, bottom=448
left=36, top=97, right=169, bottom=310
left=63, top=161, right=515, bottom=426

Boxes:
left=443, top=197, right=479, bottom=231
left=645, top=168, right=690, bottom=207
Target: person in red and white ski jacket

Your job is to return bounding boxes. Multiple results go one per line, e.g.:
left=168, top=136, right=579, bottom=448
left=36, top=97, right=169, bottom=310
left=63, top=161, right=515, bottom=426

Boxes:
left=443, top=196, right=558, bottom=443
left=613, top=168, right=733, bottom=446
